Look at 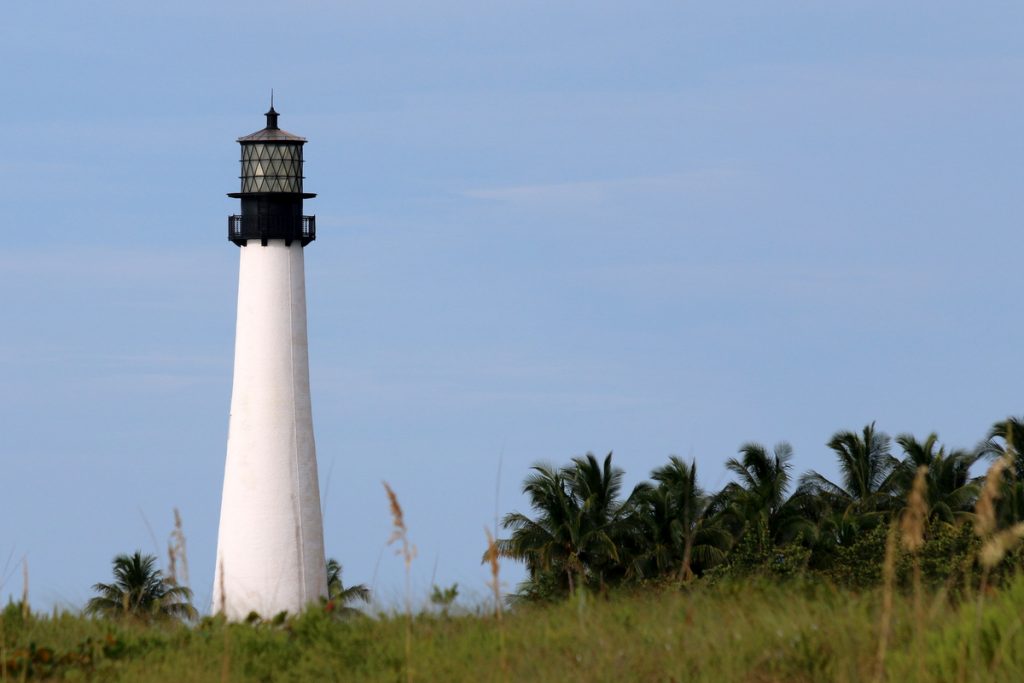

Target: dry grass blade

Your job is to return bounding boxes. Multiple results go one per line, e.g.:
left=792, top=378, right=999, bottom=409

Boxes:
left=167, top=508, right=189, bottom=589
left=975, top=455, right=1011, bottom=539
left=20, top=558, right=28, bottom=620
left=384, top=481, right=417, bottom=575
left=900, top=465, right=928, bottom=553
left=980, top=522, right=1024, bottom=570
left=384, top=482, right=416, bottom=683
left=973, top=426, right=1018, bottom=630
left=873, top=522, right=898, bottom=683
left=899, top=464, right=928, bottom=679
left=384, top=483, right=407, bottom=550
left=219, top=560, right=230, bottom=683
left=484, top=527, right=502, bottom=621
left=485, top=526, right=508, bottom=679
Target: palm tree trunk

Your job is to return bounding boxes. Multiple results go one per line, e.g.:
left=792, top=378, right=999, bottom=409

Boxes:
left=679, top=533, right=695, bottom=584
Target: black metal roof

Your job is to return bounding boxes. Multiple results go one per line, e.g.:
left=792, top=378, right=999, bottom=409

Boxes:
left=237, top=106, right=307, bottom=143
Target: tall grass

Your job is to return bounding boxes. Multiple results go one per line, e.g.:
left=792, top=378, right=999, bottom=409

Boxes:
left=7, top=577, right=1024, bottom=682
left=7, top=465, right=1024, bottom=681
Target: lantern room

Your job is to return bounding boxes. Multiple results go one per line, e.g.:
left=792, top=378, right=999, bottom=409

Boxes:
left=227, top=105, right=316, bottom=247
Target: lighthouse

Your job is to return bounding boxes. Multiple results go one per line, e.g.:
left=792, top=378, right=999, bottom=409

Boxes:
left=213, top=104, right=328, bottom=619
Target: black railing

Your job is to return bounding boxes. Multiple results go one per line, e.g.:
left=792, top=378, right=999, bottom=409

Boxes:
left=228, top=215, right=315, bottom=246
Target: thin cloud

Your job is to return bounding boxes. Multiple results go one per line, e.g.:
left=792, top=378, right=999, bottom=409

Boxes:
left=572, top=261, right=939, bottom=304
left=463, top=169, right=738, bottom=205
left=0, top=247, right=224, bottom=281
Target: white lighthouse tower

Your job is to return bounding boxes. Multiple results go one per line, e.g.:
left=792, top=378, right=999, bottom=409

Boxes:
left=213, top=104, right=328, bottom=619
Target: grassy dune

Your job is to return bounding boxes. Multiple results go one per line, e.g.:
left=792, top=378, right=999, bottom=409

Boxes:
left=5, top=576, right=1024, bottom=682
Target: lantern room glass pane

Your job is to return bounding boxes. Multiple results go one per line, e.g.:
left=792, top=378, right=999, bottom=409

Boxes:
left=239, top=142, right=304, bottom=193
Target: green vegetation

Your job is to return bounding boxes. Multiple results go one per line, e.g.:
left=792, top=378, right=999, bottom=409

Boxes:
left=6, top=578, right=1024, bottom=681
left=498, top=420, right=1023, bottom=599
left=6, top=416, right=1024, bottom=681
left=325, top=559, right=370, bottom=618
left=83, top=552, right=196, bottom=622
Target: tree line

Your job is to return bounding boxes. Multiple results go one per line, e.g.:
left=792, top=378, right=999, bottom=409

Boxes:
left=496, top=417, right=1024, bottom=600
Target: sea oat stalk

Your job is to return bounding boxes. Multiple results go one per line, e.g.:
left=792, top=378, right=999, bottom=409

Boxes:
left=384, top=482, right=416, bottom=683
left=20, top=559, right=28, bottom=621
left=975, top=455, right=1011, bottom=539
left=167, top=508, right=189, bottom=589
left=900, top=465, right=928, bottom=679
left=219, top=560, right=230, bottom=683
left=974, top=451, right=1014, bottom=605
left=485, top=527, right=508, bottom=678
left=873, top=521, right=898, bottom=683
left=484, top=527, right=502, bottom=621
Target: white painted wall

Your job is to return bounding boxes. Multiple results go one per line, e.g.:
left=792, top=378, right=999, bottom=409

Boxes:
left=213, top=239, right=327, bottom=619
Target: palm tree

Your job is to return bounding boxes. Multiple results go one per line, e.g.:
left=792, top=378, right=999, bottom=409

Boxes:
left=719, top=442, right=813, bottom=544
left=813, top=508, right=871, bottom=550
left=635, top=485, right=680, bottom=579
left=642, top=457, right=728, bottom=582
left=979, top=417, right=1024, bottom=526
left=324, top=558, right=369, bottom=615
left=497, top=462, right=576, bottom=594
left=565, top=452, right=650, bottom=587
left=982, top=416, right=1024, bottom=478
left=497, top=452, right=647, bottom=597
left=893, top=433, right=979, bottom=524
left=85, top=551, right=196, bottom=621
left=800, top=422, right=898, bottom=515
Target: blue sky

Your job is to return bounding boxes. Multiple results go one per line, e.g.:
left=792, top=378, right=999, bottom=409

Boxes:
left=1, top=1, right=1022, bottom=609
